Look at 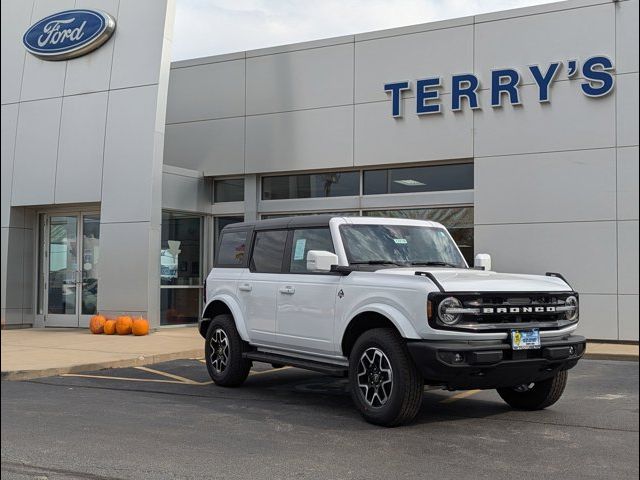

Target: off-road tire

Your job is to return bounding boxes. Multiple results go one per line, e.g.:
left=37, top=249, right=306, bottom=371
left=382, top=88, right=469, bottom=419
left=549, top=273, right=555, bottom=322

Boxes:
left=497, top=370, right=568, bottom=410
left=348, top=328, right=424, bottom=427
left=205, top=314, right=251, bottom=387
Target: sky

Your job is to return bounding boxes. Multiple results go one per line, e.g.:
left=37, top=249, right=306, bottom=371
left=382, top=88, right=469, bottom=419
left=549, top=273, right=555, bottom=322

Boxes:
left=171, top=0, right=558, bottom=61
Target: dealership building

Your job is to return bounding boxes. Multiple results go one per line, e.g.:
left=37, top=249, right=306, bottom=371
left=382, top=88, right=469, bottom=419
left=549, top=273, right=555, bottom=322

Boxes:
left=1, top=0, right=638, bottom=341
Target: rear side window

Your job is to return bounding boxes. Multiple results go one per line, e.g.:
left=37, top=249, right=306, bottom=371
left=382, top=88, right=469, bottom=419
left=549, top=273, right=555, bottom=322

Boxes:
left=289, top=228, right=335, bottom=273
left=217, top=231, right=247, bottom=266
left=251, top=230, right=288, bottom=273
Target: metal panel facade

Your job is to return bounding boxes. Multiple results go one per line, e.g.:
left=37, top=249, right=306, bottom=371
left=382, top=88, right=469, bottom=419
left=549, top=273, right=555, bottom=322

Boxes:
left=163, top=0, right=639, bottom=340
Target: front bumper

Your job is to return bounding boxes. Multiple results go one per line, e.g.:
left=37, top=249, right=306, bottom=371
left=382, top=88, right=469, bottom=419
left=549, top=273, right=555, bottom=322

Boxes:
left=406, top=334, right=586, bottom=390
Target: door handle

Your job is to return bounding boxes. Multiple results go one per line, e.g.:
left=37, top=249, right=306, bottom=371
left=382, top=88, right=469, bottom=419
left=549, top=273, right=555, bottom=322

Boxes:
left=279, top=286, right=295, bottom=295
left=238, top=284, right=252, bottom=292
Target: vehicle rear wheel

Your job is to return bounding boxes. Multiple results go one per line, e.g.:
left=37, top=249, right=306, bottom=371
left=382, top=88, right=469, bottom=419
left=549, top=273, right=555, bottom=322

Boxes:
left=348, top=328, right=424, bottom=427
left=205, top=314, right=251, bottom=387
left=497, top=370, right=568, bottom=410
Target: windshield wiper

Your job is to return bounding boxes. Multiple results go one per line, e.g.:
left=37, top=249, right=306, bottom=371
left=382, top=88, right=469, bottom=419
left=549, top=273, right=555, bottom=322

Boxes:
left=350, top=260, right=406, bottom=266
left=409, top=261, right=461, bottom=268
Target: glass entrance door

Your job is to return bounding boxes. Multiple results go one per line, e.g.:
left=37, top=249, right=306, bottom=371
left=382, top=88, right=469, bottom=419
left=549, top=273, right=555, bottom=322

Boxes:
left=44, top=213, right=100, bottom=328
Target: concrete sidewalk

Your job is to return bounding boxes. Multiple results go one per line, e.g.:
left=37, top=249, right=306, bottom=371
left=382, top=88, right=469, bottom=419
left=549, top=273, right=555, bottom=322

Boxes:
left=1, top=327, right=638, bottom=381
left=1, top=327, right=203, bottom=381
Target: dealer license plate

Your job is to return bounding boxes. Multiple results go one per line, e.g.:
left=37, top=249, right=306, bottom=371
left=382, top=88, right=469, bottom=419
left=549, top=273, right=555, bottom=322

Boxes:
left=511, top=328, right=541, bottom=350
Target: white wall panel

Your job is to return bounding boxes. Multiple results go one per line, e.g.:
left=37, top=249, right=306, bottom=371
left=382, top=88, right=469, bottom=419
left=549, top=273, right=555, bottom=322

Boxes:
left=167, top=59, right=245, bottom=123
left=1, top=105, right=19, bottom=228
left=164, top=117, right=245, bottom=175
left=475, top=3, right=614, bottom=85
left=55, top=92, right=108, bottom=204
left=618, top=220, right=639, bottom=295
left=355, top=96, right=473, bottom=166
left=617, top=146, right=639, bottom=220
left=616, top=73, right=639, bottom=147
left=474, top=81, right=615, bottom=157
left=616, top=0, right=639, bottom=74
left=474, top=221, right=617, bottom=295
left=475, top=149, right=616, bottom=224
left=619, top=294, right=639, bottom=341
left=20, top=0, right=74, bottom=102
left=246, top=44, right=354, bottom=115
left=0, top=0, right=34, bottom=105
left=12, top=97, right=62, bottom=206
left=110, top=0, right=171, bottom=89
left=246, top=106, right=353, bottom=173
left=0, top=227, right=24, bottom=310
left=101, top=85, right=159, bottom=223
left=63, top=0, right=119, bottom=96
left=355, top=25, right=473, bottom=102
left=162, top=171, right=211, bottom=213
left=97, top=221, right=153, bottom=312
left=575, top=294, right=618, bottom=340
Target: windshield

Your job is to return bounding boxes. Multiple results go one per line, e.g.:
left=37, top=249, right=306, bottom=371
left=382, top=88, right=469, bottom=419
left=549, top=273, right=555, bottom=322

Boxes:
left=339, top=224, right=467, bottom=268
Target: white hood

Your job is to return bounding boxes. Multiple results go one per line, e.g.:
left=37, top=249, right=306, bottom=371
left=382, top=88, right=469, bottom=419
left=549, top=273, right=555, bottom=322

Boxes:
left=375, top=267, right=573, bottom=292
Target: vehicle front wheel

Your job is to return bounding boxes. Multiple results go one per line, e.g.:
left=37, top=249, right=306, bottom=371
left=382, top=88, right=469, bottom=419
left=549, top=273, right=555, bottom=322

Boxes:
left=204, top=314, right=251, bottom=387
left=496, top=370, right=568, bottom=410
left=348, top=328, right=424, bottom=427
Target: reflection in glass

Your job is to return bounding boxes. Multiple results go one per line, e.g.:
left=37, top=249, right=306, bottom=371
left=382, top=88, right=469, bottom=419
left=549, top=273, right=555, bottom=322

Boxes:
left=363, top=207, right=474, bottom=265
left=161, top=288, right=200, bottom=325
left=161, top=212, right=202, bottom=286
left=363, top=163, right=474, bottom=195
left=262, top=171, right=359, bottom=200
left=81, top=215, right=100, bottom=315
left=214, top=179, right=244, bottom=203
left=48, top=216, right=77, bottom=315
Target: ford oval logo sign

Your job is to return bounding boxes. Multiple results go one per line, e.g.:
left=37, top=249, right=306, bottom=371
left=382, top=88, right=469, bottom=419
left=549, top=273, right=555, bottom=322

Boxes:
left=23, top=9, right=116, bottom=61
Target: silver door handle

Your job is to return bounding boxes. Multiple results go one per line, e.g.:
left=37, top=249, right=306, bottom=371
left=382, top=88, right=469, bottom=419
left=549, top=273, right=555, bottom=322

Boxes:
left=279, top=286, right=295, bottom=295
left=238, top=284, right=252, bottom=292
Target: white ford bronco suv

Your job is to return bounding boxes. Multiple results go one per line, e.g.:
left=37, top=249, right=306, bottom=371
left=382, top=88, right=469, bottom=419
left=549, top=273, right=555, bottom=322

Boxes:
left=200, top=215, right=585, bottom=426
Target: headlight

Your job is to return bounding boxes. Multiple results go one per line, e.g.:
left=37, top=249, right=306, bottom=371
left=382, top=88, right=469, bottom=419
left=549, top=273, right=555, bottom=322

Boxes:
left=438, top=297, right=463, bottom=325
left=564, top=295, right=579, bottom=321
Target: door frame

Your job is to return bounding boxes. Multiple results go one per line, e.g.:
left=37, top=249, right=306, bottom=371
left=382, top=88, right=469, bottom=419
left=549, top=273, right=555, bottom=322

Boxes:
left=39, top=209, right=100, bottom=328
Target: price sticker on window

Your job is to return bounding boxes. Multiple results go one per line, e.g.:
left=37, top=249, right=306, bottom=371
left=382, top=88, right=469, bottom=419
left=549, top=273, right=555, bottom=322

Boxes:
left=294, top=239, right=306, bottom=260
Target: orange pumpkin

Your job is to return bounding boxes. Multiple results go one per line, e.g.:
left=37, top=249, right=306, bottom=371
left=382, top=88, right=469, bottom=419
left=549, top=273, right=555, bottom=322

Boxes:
left=115, top=315, right=133, bottom=335
left=132, top=317, right=150, bottom=336
left=103, top=319, right=117, bottom=335
left=89, top=314, right=106, bottom=334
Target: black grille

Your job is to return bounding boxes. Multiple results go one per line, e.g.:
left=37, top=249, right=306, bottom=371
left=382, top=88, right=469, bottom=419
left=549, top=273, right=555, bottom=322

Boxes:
left=428, top=291, right=578, bottom=332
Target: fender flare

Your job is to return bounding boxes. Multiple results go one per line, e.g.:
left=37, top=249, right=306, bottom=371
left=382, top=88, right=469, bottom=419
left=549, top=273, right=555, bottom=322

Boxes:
left=343, top=303, right=421, bottom=340
left=201, top=294, right=250, bottom=342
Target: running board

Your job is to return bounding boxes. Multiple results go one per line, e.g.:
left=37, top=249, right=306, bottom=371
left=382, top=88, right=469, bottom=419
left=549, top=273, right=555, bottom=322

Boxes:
left=243, top=351, right=348, bottom=377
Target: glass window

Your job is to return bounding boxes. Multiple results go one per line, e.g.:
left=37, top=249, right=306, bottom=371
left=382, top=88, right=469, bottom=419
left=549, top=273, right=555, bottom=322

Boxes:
left=161, top=212, right=202, bottom=286
left=339, top=224, right=467, bottom=268
left=289, top=228, right=335, bottom=273
left=363, top=163, right=473, bottom=195
left=214, top=216, right=244, bottom=261
left=217, top=231, right=248, bottom=266
left=161, top=288, right=199, bottom=325
left=81, top=215, right=100, bottom=316
left=160, top=211, right=203, bottom=326
left=251, top=230, right=288, bottom=273
left=363, top=207, right=474, bottom=265
left=262, top=171, right=359, bottom=200
left=214, top=179, right=244, bottom=203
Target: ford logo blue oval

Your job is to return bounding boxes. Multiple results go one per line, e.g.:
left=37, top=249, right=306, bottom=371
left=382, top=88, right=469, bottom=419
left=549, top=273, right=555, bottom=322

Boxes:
left=23, top=9, right=116, bottom=61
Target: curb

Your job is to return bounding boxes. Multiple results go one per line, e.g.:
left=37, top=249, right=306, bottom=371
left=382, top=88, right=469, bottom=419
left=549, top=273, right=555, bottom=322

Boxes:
left=584, top=352, right=639, bottom=362
left=0, top=348, right=203, bottom=382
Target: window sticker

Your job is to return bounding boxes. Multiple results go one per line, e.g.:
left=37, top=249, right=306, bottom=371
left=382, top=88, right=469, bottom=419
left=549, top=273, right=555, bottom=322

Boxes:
left=294, top=239, right=307, bottom=260
left=393, top=238, right=408, bottom=244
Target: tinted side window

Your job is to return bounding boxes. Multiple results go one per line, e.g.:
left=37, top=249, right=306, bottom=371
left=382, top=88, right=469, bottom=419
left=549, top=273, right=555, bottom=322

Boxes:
left=217, top=231, right=247, bottom=266
left=251, top=230, right=288, bottom=273
left=289, top=228, right=335, bottom=273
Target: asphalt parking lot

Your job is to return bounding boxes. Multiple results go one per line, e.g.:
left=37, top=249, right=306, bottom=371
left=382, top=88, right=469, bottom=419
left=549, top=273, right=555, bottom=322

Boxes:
left=2, top=358, right=638, bottom=480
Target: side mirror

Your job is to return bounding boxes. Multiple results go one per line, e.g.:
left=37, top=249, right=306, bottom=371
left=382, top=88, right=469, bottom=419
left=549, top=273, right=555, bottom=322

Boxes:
left=307, top=250, right=339, bottom=273
left=474, top=253, right=491, bottom=271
